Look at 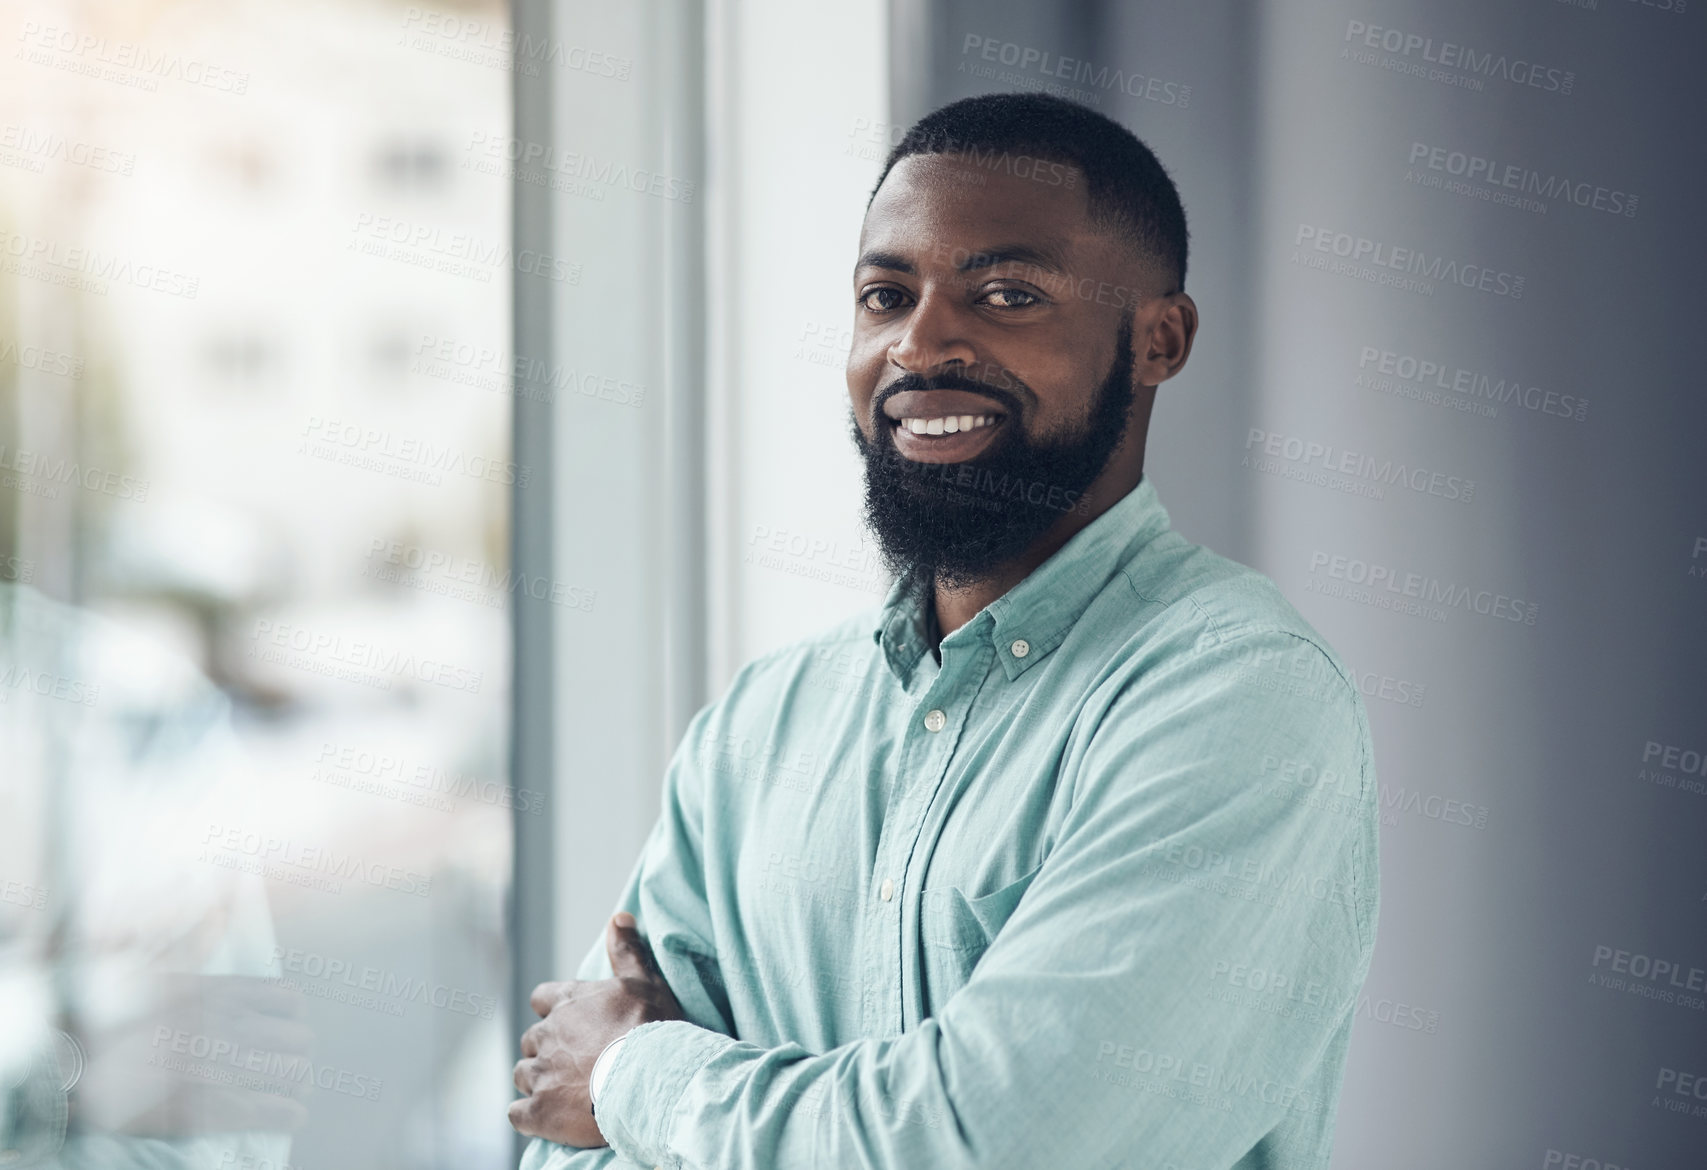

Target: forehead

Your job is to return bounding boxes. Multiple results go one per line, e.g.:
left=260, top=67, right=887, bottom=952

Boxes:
left=859, top=152, right=1098, bottom=262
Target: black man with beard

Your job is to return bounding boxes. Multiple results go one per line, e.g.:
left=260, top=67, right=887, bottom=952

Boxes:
left=511, top=92, right=1380, bottom=1170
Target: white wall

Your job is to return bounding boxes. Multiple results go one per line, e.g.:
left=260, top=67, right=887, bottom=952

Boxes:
left=546, top=0, right=891, bottom=975
left=705, top=0, right=892, bottom=687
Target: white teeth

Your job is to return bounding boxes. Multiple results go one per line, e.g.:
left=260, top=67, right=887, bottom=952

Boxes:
left=899, top=414, right=998, bottom=436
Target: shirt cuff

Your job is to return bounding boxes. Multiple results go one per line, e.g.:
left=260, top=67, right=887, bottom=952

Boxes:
left=587, top=1029, right=632, bottom=1113
left=593, top=1019, right=740, bottom=1167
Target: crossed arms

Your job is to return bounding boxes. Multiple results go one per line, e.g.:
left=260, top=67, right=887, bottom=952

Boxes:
left=512, top=624, right=1379, bottom=1170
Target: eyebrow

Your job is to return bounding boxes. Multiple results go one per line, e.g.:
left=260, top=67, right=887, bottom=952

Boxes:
left=855, top=249, right=916, bottom=275
left=853, top=242, right=1071, bottom=277
left=956, top=244, right=1069, bottom=275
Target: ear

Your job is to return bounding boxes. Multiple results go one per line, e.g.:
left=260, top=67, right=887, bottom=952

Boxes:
left=1133, top=292, right=1198, bottom=387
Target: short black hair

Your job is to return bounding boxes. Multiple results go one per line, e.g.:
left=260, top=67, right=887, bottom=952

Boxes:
left=870, top=93, right=1189, bottom=291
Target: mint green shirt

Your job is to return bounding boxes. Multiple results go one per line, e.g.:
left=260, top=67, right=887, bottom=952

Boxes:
left=523, top=475, right=1380, bottom=1170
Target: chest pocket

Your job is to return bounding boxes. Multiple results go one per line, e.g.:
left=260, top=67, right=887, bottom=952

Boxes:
left=918, top=863, right=1043, bottom=1018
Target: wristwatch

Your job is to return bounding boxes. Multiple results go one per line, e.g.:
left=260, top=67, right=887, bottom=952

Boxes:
left=588, top=1030, right=633, bottom=1114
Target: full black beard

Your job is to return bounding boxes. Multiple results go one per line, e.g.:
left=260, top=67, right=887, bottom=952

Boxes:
left=849, top=318, right=1136, bottom=596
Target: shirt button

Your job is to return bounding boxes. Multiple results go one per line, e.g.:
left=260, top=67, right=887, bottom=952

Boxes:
left=1010, top=638, right=1030, bottom=659
left=924, top=709, right=946, bottom=732
left=879, top=878, right=895, bottom=902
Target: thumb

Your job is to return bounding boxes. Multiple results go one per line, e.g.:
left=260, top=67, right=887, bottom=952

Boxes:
left=606, top=913, right=656, bottom=981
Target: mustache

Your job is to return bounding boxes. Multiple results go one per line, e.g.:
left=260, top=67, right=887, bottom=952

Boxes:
left=874, top=366, right=1029, bottom=419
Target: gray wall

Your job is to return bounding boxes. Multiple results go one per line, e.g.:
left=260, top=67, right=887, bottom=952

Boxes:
left=894, top=1, right=1707, bottom=1164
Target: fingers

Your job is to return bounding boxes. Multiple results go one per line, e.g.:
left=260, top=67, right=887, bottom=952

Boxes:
left=529, top=981, right=569, bottom=1017
left=520, top=1021, right=539, bottom=1058
left=605, top=913, right=656, bottom=982
left=507, top=1094, right=536, bottom=1136
left=512, top=1057, right=534, bottom=1095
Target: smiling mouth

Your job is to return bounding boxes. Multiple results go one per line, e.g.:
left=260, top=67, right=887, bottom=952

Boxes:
left=891, top=413, right=1002, bottom=437
left=885, top=411, right=1008, bottom=463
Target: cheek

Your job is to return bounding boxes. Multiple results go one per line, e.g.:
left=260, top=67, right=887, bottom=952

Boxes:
left=1009, top=352, right=1107, bottom=432
left=845, top=339, right=887, bottom=396
left=847, top=331, right=887, bottom=366
left=1001, top=350, right=1085, bottom=401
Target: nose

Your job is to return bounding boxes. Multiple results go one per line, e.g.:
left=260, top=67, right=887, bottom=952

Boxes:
left=888, top=290, right=976, bottom=376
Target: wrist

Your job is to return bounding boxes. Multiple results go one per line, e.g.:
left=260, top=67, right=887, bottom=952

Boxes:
left=588, top=1028, right=635, bottom=1113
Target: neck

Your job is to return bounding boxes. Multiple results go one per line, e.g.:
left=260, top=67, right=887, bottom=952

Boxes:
left=929, top=456, right=1144, bottom=648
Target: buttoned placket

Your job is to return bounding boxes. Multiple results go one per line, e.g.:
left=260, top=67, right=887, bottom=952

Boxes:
left=861, top=612, right=997, bottom=1038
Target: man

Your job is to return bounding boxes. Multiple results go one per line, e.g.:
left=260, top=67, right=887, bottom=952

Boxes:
left=510, top=93, right=1379, bottom=1170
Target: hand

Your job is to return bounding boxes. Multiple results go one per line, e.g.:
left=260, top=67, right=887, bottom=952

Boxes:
left=508, top=912, right=687, bottom=1148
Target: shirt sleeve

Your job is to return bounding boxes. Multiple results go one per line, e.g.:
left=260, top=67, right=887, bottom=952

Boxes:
left=520, top=701, right=737, bottom=1170
left=589, top=616, right=1381, bottom=1170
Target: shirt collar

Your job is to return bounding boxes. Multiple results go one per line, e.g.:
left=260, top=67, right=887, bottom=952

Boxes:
left=871, top=475, right=1173, bottom=684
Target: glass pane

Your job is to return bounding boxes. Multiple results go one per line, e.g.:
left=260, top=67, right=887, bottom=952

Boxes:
left=1, top=2, right=514, bottom=1167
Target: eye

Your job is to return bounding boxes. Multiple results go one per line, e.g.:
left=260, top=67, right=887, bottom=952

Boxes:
left=981, top=286, right=1042, bottom=309
left=858, top=286, right=911, bottom=313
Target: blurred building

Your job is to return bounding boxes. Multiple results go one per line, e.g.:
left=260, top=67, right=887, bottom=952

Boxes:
left=2, top=1, right=515, bottom=1166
